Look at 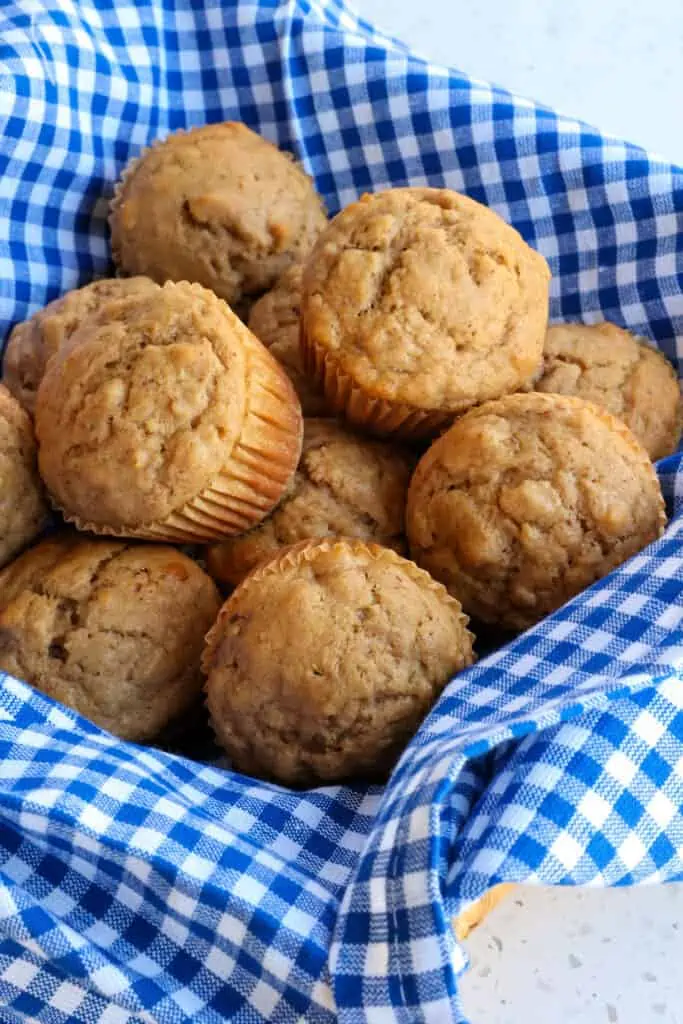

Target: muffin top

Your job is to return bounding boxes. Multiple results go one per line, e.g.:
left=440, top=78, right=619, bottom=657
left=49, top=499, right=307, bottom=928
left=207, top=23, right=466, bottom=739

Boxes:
left=204, top=538, right=474, bottom=786
left=206, top=418, right=414, bottom=586
left=3, top=276, right=160, bottom=415
left=35, top=280, right=289, bottom=532
left=534, top=321, right=681, bottom=461
left=248, top=263, right=327, bottom=416
left=110, top=122, right=327, bottom=307
left=0, top=535, right=221, bottom=741
left=407, top=392, right=666, bottom=630
left=301, top=187, right=550, bottom=412
left=0, top=385, right=48, bottom=568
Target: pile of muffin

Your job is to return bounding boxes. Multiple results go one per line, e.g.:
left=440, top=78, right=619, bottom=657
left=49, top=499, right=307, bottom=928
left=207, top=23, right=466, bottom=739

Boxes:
left=0, top=122, right=677, bottom=788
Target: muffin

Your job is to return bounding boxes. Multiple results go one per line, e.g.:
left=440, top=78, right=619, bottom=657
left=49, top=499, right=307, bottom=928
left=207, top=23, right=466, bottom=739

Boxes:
left=248, top=264, right=327, bottom=416
left=0, top=535, right=221, bottom=742
left=533, top=321, right=681, bottom=460
left=300, top=187, right=550, bottom=439
left=203, top=538, right=475, bottom=786
left=110, top=122, right=327, bottom=309
left=206, top=418, right=414, bottom=587
left=0, top=385, right=49, bottom=568
left=3, top=276, right=160, bottom=415
left=35, top=280, right=303, bottom=542
left=453, top=884, right=515, bottom=942
left=407, top=392, right=666, bottom=631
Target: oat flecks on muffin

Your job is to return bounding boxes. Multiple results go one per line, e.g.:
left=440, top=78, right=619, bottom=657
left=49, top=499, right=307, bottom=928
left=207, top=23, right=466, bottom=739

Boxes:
left=248, top=263, right=328, bottom=416
left=109, top=122, right=327, bottom=308
left=0, top=384, right=49, bottom=568
left=35, top=280, right=303, bottom=542
left=301, top=187, right=551, bottom=438
left=2, top=276, right=161, bottom=415
left=203, top=538, right=475, bottom=786
left=0, top=535, right=221, bottom=742
left=407, top=392, right=666, bottom=631
left=206, top=418, right=415, bottom=586
left=534, top=321, right=682, bottom=461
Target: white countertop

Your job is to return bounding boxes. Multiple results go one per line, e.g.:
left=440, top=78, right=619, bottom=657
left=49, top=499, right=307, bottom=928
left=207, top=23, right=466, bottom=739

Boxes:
left=355, top=0, right=683, bottom=167
left=462, top=885, right=683, bottom=1023
left=352, top=1, right=683, bottom=1020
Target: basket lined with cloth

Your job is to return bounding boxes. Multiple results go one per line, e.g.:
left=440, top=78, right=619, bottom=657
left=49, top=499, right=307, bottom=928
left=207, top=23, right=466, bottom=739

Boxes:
left=1, top=1, right=682, bottom=1022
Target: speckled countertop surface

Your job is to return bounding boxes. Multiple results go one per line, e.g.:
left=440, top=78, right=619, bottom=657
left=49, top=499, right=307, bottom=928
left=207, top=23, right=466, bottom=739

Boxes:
left=462, top=886, right=682, bottom=1022
left=352, top=1, right=683, bottom=1020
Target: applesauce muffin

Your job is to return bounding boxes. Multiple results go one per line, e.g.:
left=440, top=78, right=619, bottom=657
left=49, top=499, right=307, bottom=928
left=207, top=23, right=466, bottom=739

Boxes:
left=0, top=535, right=221, bottom=742
left=35, top=281, right=303, bottom=543
left=3, top=276, right=160, bottom=415
left=203, top=538, right=475, bottom=786
left=110, top=122, right=327, bottom=308
left=248, top=263, right=327, bottom=416
left=407, top=392, right=666, bottom=631
left=206, top=419, right=414, bottom=586
left=300, top=187, right=550, bottom=439
left=0, top=385, right=48, bottom=568
left=533, top=321, right=681, bottom=460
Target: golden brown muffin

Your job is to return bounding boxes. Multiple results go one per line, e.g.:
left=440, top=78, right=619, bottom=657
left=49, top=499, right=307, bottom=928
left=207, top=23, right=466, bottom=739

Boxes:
left=206, top=418, right=414, bottom=586
left=3, top=276, right=160, bottom=415
left=35, top=281, right=303, bottom=543
left=453, top=884, right=515, bottom=941
left=248, top=264, right=327, bottom=416
left=0, top=385, right=49, bottom=568
left=407, top=392, right=666, bottom=631
left=533, top=321, right=681, bottom=461
left=301, top=187, right=550, bottom=439
left=203, top=538, right=475, bottom=786
left=0, top=535, right=221, bottom=742
left=110, top=122, right=327, bottom=308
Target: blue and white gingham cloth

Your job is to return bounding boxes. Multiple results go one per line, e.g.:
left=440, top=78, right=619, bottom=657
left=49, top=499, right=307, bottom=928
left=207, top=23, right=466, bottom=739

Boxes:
left=0, top=1, right=682, bottom=1021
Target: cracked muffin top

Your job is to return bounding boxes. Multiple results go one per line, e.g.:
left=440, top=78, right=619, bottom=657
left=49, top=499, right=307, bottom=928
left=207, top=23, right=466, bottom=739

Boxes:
left=533, top=321, right=681, bottom=461
left=407, top=392, right=666, bottom=631
left=203, top=537, right=474, bottom=786
left=0, top=384, right=49, bottom=569
left=3, top=276, right=161, bottom=416
left=109, top=121, right=327, bottom=308
left=0, top=535, right=221, bottom=741
left=34, top=280, right=303, bottom=540
left=206, top=418, right=414, bottom=587
left=300, top=187, right=550, bottom=434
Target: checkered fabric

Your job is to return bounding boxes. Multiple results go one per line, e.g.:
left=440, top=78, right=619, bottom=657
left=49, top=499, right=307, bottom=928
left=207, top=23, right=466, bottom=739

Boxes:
left=0, top=1, right=682, bottom=1021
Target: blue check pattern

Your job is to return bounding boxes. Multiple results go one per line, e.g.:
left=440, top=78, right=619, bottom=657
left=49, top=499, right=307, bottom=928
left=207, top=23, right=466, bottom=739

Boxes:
left=0, top=1, right=682, bottom=1021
